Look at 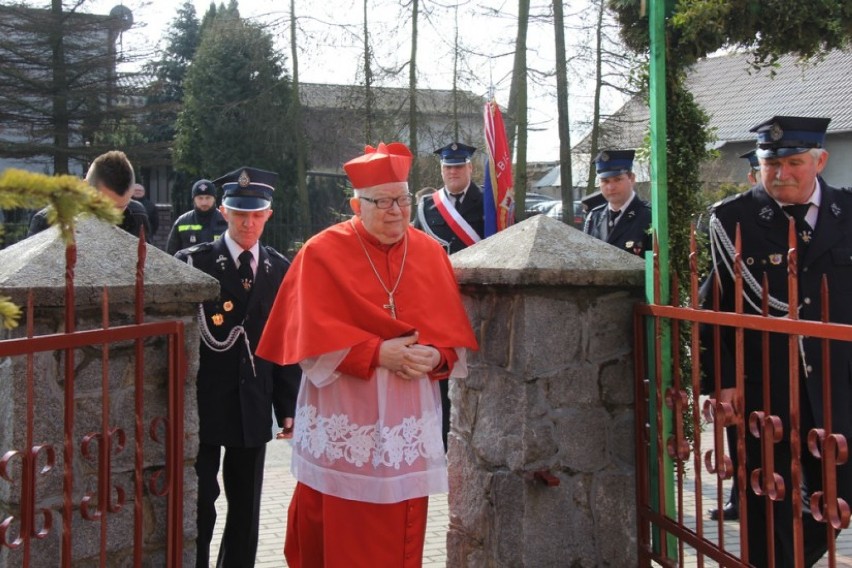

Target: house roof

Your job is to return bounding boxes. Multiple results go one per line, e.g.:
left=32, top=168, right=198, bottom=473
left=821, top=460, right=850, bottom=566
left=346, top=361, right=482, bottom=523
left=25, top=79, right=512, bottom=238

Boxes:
left=574, top=49, right=852, bottom=151
left=298, top=83, right=485, bottom=115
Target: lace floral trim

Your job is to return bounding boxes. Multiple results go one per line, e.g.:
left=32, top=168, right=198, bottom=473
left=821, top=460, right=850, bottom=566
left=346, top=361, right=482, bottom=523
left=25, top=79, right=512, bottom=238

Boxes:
left=294, top=405, right=444, bottom=469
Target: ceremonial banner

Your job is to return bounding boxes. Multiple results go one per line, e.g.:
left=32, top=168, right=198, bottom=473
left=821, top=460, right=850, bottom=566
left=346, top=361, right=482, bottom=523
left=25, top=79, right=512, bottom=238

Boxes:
left=482, top=100, right=514, bottom=236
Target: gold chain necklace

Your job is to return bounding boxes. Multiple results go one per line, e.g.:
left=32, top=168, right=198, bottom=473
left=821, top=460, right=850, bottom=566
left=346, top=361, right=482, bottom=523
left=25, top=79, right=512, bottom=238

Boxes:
left=350, top=219, right=408, bottom=319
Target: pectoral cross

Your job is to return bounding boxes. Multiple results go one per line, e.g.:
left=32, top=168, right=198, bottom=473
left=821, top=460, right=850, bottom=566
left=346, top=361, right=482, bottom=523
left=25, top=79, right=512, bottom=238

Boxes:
left=384, top=294, right=397, bottom=319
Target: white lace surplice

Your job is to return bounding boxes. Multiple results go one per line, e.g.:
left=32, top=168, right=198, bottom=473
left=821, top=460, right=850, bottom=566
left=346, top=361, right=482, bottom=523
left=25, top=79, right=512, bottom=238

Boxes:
left=291, top=348, right=467, bottom=504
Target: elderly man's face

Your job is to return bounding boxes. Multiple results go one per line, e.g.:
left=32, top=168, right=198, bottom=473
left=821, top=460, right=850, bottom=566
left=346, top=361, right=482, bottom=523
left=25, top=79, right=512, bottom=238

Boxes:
left=759, top=150, right=828, bottom=204
left=350, top=186, right=411, bottom=245
left=441, top=162, right=473, bottom=195
left=599, top=172, right=635, bottom=210
left=132, top=184, right=145, bottom=199
left=220, top=206, right=273, bottom=250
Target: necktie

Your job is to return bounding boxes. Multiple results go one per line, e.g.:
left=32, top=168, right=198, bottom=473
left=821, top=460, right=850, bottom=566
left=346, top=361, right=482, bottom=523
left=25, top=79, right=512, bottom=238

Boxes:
left=238, top=250, right=254, bottom=292
left=452, top=193, right=463, bottom=209
left=608, top=209, right=622, bottom=229
left=782, top=204, right=813, bottom=249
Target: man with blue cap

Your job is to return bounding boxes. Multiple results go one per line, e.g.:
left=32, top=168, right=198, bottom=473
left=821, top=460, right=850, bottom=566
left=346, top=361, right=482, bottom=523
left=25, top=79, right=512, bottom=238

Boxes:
left=583, top=149, right=652, bottom=256
left=175, top=166, right=300, bottom=568
left=414, top=142, right=485, bottom=256
left=702, top=116, right=852, bottom=567
left=740, top=149, right=760, bottom=186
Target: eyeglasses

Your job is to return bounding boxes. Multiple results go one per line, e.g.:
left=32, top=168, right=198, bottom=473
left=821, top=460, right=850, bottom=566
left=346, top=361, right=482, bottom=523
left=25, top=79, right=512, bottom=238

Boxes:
left=359, top=194, right=413, bottom=209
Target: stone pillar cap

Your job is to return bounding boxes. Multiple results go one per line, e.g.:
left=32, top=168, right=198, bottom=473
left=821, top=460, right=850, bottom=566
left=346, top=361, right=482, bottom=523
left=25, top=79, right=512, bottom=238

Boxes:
left=451, top=214, right=645, bottom=287
left=0, top=217, right=219, bottom=306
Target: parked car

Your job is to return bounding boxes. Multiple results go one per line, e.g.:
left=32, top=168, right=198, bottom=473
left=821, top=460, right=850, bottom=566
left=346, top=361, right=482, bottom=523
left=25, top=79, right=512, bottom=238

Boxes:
left=529, top=199, right=584, bottom=226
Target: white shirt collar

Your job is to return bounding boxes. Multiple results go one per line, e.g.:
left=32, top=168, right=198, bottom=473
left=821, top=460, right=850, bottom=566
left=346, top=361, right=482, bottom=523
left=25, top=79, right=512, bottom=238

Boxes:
left=609, top=191, right=636, bottom=213
left=224, top=232, right=259, bottom=272
left=774, top=178, right=821, bottom=229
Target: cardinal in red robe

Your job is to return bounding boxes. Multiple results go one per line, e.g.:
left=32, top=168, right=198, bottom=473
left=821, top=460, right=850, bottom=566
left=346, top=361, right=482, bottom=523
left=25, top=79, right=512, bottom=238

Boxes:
left=256, top=142, right=478, bottom=568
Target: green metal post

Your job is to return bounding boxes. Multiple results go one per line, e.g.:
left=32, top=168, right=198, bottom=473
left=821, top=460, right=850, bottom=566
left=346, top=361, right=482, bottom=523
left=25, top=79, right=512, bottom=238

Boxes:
left=647, top=0, right=675, bottom=558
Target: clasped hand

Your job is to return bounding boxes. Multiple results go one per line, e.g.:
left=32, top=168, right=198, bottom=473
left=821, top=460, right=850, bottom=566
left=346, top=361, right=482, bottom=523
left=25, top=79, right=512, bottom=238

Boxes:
left=379, top=332, right=440, bottom=380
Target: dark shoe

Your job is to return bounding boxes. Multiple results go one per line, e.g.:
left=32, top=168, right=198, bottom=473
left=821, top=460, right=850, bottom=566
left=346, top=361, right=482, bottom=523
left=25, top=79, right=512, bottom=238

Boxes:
left=709, top=501, right=739, bottom=521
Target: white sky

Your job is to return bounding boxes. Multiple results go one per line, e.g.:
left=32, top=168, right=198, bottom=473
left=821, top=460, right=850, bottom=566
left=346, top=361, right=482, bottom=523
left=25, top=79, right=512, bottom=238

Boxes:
left=83, top=0, right=631, bottom=163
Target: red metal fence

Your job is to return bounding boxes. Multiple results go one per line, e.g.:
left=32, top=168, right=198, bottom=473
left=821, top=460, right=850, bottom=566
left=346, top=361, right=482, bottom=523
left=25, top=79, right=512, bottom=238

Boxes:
left=0, top=237, right=186, bottom=566
left=635, top=228, right=852, bottom=567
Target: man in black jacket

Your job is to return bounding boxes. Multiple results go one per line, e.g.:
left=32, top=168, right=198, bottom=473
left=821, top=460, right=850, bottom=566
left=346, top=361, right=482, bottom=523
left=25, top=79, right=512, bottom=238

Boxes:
left=414, top=142, right=484, bottom=255
left=176, top=166, right=300, bottom=568
left=166, top=179, right=228, bottom=254
left=702, top=116, right=852, bottom=567
left=583, top=149, right=652, bottom=256
left=27, top=150, right=151, bottom=239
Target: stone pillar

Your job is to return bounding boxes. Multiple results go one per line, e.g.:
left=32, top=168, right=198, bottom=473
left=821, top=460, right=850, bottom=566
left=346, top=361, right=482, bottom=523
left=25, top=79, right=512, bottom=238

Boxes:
left=0, top=219, right=218, bottom=567
left=447, top=215, right=645, bottom=567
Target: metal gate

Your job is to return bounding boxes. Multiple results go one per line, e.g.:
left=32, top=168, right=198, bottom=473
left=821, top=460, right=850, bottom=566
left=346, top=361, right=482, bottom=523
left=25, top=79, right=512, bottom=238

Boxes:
left=0, top=238, right=186, bottom=566
left=635, top=231, right=852, bottom=567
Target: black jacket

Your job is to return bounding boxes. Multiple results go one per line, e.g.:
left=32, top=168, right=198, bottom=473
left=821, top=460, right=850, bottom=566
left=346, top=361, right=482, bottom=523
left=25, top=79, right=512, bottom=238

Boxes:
left=27, top=200, right=151, bottom=240
left=175, top=238, right=300, bottom=448
left=414, top=183, right=485, bottom=253
left=702, top=180, right=852, bottom=440
left=166, top=208, right=228, bottom=255
left=583, top=196, right=652, bottom=256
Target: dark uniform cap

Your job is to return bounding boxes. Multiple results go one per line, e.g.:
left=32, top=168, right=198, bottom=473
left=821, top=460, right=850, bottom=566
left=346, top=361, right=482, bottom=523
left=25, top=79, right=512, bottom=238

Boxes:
left=594, top=149, right=635, bottom=179
left=581, top=190, right=606, bottom=211
left=213, top=166, right=277, bottom=211
left=434, top=142, right=476, bottom=165
left=191, top=179, right=216, bottom=198
left=739, top=150, right=760, bottom=170
left=749, top=116, right=831, bottom=159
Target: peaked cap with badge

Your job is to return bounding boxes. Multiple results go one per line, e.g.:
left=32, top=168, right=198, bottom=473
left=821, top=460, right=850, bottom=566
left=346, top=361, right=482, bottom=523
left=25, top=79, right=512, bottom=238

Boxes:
left=214, top=166, right=278, bottom=211
left=750, top=115, right=831, bottom=159
left=594, top=149, right=635, bottom=179
left=702, top=114, right=852, bottom=567
left=434, top=142, right=477, bottom=166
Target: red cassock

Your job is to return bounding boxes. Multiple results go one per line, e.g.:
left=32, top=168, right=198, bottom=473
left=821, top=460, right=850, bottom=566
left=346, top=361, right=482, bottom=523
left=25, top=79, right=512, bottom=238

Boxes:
left=256, top=218, right=477, bottom=568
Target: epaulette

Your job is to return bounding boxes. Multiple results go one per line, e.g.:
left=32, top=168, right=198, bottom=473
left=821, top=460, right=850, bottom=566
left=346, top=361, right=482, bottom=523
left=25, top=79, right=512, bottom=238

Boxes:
left=264, top=245, right=290, bottom=264
left=180, top=242, right=214, bottom=256
left=710, top=191, right=747, bottom=211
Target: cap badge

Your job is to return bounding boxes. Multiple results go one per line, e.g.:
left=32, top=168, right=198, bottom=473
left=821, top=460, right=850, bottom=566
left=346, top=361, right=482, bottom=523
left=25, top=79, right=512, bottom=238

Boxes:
left=769, top=122, right=784, bottom=142
left=223, top=301, right=234, bottom=312
left=769, top=254, right=783, bottom=265
left=451, top=143, right=458, bottom=151
left=238, top=170, right=251, bottom=187
left=600, top=152, right=610, bottom=162
left=211, top=313, right=224, bottom=326
left=758, top=206, right=774, bottom=221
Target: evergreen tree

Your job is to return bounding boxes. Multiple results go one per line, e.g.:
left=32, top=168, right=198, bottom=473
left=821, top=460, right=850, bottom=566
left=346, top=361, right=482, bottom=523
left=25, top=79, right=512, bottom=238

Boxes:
left=173, top=6, right=298, bottom=246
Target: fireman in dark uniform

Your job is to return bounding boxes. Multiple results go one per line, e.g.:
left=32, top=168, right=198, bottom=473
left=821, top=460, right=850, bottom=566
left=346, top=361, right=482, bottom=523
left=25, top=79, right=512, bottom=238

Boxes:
left=702, top=116, right=852, bottom=567
left=414, top=142, right=485, bottom=254
left=583, top=149, right=652, bottom=256
left=175, top=166, right=300, bottom=568
left=166, top=179, right=228, bottom=255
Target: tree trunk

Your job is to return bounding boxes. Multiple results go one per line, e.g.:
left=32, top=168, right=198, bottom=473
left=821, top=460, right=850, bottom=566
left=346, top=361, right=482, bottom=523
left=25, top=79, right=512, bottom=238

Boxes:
left=51, top=0, right=69, bottom=174
left=585, top=0, right=605, bottom=196
left=290, top=0, right=310, bottom=236
left=508, top=0, right=530, bottom=220
left=408, top=0, right=419, bottom=191
left=362, top=0, right=374, bottom=144
left=553, top=0, right=574, bottom=226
